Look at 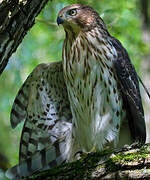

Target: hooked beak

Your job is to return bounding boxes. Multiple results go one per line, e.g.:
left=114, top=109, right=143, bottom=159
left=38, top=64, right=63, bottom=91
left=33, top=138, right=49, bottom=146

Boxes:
left=57, top=16, right=64, bottom=26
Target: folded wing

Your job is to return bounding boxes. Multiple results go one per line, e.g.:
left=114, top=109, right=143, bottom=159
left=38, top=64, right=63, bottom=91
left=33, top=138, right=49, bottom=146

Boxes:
left=111, top=37, right=146, bottom=143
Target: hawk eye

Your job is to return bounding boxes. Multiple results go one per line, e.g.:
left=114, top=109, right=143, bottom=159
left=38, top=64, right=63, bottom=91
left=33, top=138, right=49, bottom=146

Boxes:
left=68, top=9, right=77, bottom=16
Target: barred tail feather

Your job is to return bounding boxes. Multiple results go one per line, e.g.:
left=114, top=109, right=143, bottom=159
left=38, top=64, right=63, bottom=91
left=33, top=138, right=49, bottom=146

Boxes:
left=10, top=76, right=31, bottom=129
left=5, top=146, right=66, bottom=180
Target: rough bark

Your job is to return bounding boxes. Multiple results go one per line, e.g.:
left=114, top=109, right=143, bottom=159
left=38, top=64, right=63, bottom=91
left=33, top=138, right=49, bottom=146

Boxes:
left=28, top=144, right=150, bottom=180
left=0, top=0, right=49, bottom=75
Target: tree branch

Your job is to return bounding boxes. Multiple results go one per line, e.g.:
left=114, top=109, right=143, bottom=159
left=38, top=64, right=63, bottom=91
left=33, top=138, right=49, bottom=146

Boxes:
left=0, top=0, right=49, bottom=75
left=28, top=144, right=150, bottom=180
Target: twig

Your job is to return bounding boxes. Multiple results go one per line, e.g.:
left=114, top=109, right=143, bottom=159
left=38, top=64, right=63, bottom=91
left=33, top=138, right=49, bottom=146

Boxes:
left=138, top=75, right=150, bottom=99
left=36, top=18, right=57, bottom=27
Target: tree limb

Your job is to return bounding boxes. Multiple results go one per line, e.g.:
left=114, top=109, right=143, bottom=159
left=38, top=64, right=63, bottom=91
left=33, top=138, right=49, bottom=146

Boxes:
left=0, top=0, right=49, bottom=75
left=28, top=144, right=150, bottom=180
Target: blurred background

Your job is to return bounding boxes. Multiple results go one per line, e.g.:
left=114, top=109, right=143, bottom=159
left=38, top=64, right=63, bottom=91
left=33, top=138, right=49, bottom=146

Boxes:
left=0, top=0, right=150, bottom=179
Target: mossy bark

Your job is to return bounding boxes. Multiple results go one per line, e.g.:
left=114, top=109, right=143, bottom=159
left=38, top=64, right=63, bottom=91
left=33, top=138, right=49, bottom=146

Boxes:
left=28, top=144, right=150, bottom=180
left=0, top=0, right=49, bottom=75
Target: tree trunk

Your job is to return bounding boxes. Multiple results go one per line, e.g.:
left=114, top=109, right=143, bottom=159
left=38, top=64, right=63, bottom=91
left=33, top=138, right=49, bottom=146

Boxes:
left=27, top=144, right=150, bottom=180
left=0, top=0, right=49, bottom=75
left=140, top=0, right=149, bottom=26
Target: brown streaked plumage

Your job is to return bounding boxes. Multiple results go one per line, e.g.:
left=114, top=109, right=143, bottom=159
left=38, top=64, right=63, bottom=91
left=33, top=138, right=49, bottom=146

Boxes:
left=6, top=4, right=146, bottom=179
left=57, top=3, right=146, bottom=149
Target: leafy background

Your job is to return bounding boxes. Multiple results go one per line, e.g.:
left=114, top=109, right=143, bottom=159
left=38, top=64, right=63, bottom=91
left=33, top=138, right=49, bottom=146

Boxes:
left=0, top=0, right=149, bottom=179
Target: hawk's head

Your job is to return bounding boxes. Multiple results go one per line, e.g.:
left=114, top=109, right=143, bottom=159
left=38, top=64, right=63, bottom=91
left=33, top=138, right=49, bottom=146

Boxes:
left=57, top=4, right=105, bottom=33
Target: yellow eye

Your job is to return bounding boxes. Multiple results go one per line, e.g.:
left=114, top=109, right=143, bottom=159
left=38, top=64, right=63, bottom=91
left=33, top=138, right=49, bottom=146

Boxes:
left=68, top=9, right=77, bottom=16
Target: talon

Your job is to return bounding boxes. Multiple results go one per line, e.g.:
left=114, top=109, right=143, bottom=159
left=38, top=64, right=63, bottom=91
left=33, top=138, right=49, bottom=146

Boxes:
left=74, top=150, right=84, bottom=159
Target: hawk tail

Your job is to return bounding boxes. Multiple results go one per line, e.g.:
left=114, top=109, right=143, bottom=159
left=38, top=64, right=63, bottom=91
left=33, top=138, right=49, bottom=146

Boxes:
left=5, top=146, right=66, bottom=180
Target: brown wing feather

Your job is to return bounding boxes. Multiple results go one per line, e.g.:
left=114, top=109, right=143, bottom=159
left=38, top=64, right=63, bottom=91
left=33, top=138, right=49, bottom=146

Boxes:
left=111, top=37, right=146, bottom=143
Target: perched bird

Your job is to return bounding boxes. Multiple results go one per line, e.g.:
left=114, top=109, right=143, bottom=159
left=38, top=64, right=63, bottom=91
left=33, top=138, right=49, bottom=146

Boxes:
left=57, top=3, right=146, bottom=150
left=6, top=4, right=146, bottom=179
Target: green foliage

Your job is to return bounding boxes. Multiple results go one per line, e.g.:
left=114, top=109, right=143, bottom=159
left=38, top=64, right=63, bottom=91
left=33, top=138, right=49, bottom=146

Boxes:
left=0, top=0, right=146, bottom=170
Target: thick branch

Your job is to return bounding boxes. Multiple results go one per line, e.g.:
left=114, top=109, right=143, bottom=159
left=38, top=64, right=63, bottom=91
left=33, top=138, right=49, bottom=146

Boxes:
left=0, top=0, right=49, bottom=75
left=28, top=144, right=150, bottom=180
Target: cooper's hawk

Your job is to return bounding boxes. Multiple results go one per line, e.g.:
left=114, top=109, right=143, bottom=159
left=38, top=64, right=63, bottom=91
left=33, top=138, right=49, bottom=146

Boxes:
left=6, top=4, right=146, bottom=179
